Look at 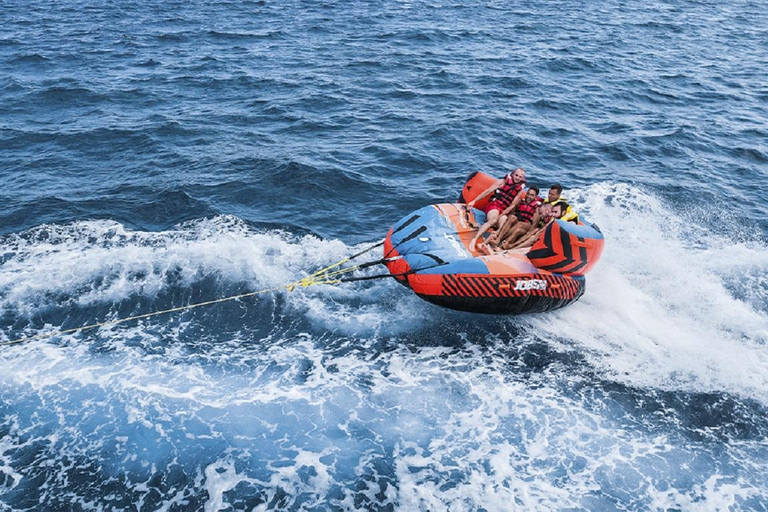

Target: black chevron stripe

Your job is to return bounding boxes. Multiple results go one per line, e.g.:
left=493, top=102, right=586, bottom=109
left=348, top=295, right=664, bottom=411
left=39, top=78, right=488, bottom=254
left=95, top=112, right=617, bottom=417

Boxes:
left=543, top=235, right=590, bottom=273
left=527, top=223, right=556, bottom=260
left=559, top=223, right=573, bottom=260
left=578, top=240, right=588, bottom=264
left=550, top=258, right=589, bottom=274
left=544, top=221, right=554, bottom=250
left=539, top=258, right=576, bottom=272
left=527, top=247, right=555, bottom=260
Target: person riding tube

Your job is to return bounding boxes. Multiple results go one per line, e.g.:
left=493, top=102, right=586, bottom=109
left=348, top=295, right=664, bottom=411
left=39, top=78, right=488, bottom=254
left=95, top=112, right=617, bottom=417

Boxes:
left=487, top=185, right=541, bottom=248
left=467, top=168, right=526, bottom=252
left=506, top=202, right=564, bottom=250
left=544, top=183, right=579, bottom=223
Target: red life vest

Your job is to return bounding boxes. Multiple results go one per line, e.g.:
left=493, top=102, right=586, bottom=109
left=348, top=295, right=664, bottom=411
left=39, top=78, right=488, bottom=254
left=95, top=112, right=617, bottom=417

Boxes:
left=514, top=198, right=541, bottom=223
left=489, top=173, right=525, bottom=209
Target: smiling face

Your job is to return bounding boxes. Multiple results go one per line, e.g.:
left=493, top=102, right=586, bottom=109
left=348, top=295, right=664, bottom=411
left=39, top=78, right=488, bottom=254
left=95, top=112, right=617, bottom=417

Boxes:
left=552, top=203, right=565, bottom=218
left=512, top=168, right=526, bottom=183
left=525, top=188, right=538, bottom=202
left=548, top=187, right=561, bottom=203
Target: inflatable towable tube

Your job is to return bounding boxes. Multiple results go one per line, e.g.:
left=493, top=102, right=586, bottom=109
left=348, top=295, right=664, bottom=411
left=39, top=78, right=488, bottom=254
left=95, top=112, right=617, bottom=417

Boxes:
left=383, top=172, right=605, bottom=314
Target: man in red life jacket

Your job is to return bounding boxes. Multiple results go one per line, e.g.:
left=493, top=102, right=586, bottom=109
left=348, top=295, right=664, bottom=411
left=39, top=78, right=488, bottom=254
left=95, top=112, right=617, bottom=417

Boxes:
left=466, top=167, right=526, bottom=252
left=482, top=201, right=557, bottom=254
left=487, top=185, right=541, bottom=248
left=506, top=202, right=565, bottom=250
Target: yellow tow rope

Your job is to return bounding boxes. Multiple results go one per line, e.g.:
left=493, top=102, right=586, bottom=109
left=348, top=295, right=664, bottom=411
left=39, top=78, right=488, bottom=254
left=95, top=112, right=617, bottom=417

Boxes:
left=0, top=257, right=366, bottom=348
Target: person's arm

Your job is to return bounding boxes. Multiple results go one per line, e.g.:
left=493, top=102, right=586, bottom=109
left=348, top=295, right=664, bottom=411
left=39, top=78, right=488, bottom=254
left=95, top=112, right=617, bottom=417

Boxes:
left=529, top=208, right=542, bottom=228
left=510, top=228, right=539, bottom=249
left=466, top=179, right=503, bottom=209
left=500, top=200, right=517, bottom=217
left=511, top=216, right=550, bottom=249
left=501, top=189, right=526, bottom=216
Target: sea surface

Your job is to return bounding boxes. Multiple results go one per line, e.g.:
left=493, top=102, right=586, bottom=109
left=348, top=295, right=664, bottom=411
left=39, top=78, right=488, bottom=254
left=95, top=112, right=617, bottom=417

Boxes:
left=1, top=0, right=767, bottom=510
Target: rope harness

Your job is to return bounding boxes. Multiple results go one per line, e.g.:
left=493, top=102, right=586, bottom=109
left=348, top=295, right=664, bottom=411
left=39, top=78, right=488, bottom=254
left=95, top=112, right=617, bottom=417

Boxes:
left=1, top=239, right=402, bottom=348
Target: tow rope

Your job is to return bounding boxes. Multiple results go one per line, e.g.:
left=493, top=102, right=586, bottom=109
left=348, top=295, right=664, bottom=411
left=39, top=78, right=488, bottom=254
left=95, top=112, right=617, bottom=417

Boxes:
left=1, top=239, right=395, bottom=348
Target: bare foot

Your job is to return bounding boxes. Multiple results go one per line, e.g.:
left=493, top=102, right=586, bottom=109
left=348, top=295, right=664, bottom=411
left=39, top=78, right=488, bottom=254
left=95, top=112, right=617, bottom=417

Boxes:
left=479, top=243, right=496, bottom=255
left=468, top=238, right=478, bottom=252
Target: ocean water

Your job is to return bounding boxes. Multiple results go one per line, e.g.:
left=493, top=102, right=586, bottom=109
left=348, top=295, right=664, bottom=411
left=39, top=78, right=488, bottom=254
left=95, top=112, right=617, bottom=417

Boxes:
left=1, top=0, right=767, bottom=510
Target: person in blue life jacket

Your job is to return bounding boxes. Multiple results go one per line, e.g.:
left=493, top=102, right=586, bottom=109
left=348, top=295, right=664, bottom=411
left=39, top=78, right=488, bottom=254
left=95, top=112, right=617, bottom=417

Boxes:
left=466, top=167, right=527, bottom=252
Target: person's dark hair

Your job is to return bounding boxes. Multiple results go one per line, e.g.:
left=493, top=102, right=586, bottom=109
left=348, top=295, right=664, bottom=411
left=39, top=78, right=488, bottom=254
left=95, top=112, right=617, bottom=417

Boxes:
left=550, top=183, right=563, bottom=194
left=553, top=202, right=569, bottom=216
left=528, top=185, right=539, bottom=195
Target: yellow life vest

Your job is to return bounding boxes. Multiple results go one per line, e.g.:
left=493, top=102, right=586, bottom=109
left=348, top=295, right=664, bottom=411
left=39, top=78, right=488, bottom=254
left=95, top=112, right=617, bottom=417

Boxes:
left=544, top=197, right=580, bottom=223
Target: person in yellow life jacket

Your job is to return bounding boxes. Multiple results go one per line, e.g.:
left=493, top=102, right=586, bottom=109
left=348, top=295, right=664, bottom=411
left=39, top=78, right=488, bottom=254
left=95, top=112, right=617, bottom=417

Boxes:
left=544, top=183, right=579, bottom=223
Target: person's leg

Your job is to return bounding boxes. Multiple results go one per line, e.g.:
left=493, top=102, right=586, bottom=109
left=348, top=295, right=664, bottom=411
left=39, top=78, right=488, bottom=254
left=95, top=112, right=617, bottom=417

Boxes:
left=508, top=228, right=540, bottom=249
left=500, top=221, right=532, bottom=248
left=480, top=243, right=501, bottom=255
left=488, top=215, right=518, bottom=246
left=469, top=209, right=500, bottom=252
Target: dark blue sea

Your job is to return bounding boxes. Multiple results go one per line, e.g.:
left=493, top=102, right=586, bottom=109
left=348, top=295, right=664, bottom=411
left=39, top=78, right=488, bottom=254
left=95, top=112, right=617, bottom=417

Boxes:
left=2, top=0, right=767, bottom=510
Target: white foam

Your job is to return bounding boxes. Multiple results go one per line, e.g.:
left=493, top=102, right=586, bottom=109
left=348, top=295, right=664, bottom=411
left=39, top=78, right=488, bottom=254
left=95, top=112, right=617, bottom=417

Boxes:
left=1, top=206, right=766, bottom=509
left=1, top=320, right=764, bottom=509
left=0, top=427, right=24, bottom=492
left=203, top=458, right=257, bottom=512
left=0, top=216, right=432, bottom=345
left=3, top=198, right=767, bottom=409
left=647, top=474, right=759, bottom=511
left=532, top=183, right=768, bottom=403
